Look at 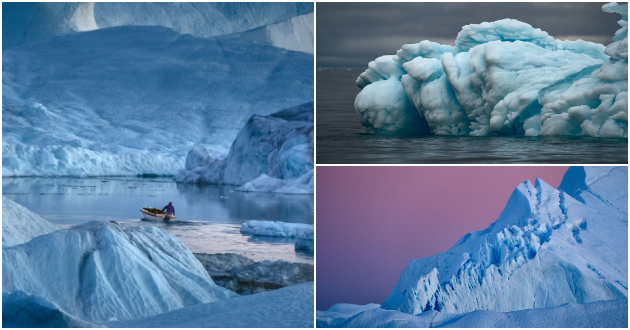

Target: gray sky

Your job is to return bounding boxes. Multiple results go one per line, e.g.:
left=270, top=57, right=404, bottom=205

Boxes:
left=317, top=2, right=623, bottom=67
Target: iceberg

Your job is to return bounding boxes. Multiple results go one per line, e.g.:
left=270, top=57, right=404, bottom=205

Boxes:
left=354, top=3, right=627, bottom=137
left=2, top=221, right=236, bottom=323
left=381, top=166, right=627, bottom=315
left=316, top=303, right=382, bottom=328
left=240, top=220, right=314, bottom=239
left=176, top=103, right=314, bottom=194
left=318, top=300, right=627, bottom=328
left=108, top=282, right=314, bottom=328
left=2, top=196, right=59, bottom=248
left=3, top=25, right=313, bottom=177
left=2, top=2, right=313, bottom=51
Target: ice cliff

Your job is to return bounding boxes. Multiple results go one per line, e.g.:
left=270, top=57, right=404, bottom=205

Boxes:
left=2, top=196, right=59, bottom=247
left=2, top=2, right=314, bottom=53
left=176, top=103, right=314, bottom=194
left=381, top=166, right=627, bottom=315
left=355, top=3, right=628, bottom=137
left=3, top=24, right=313, bottom=177
left=2, top=221, right=236, bottom=323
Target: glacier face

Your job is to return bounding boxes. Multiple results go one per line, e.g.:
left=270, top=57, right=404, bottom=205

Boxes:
left=381, top=166, right=627, bottom=315
left=2, top=2, right=314, bottom=52
left=176, top=102, right=314, bottom=194
left=2, top=221, right=236, bottom=323
left=3, top=25, right=313, bottom=177
left=2, top=196, right=59, bottom=248
left=355, top=3, right=628, bottom=137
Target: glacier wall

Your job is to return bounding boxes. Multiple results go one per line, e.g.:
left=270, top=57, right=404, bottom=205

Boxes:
left=2, top=25, right=313, bottom=177
left=381, top=166, right=627, bottom=315
left=2, top=2, right=314, bottom=52
left=176, top=102, right=314, bottom=194
left=355, top=3, right=628, bottom=137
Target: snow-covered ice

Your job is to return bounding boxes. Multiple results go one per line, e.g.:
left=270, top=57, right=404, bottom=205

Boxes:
left=354, top=3, right=628, bottom=137
left=2, top=196, right=59, bottom=247
left=176, top=102, right=314, bottom=194
left=381, top=166, right=627, bottom=315
left=240, top=220, right=314, bottom=239
left=3, top=25, right=313, bottom=177
left=317, top=303, right=382, bottom=328
left=2, top=221, right=236, bottom=323
left=3, top=2, right=313, bottom=52
left=109, top=282, right=314, bottom=328
left=318, top=300, right=627, bottom=328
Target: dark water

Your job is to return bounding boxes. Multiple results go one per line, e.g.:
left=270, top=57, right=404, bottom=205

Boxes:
left=316, top=68, right=628, bottom=164
left=3, top=177, right=314, bottom=264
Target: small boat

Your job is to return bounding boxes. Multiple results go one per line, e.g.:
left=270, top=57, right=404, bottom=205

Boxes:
left=140, top=207, right=177, bottom=221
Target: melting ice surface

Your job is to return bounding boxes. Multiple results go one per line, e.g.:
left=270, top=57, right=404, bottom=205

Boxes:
left=2, top=177, right=314, bottom=264
left=354, top=3, right=628, bottom=138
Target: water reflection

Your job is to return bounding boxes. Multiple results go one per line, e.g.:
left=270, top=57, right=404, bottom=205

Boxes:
left=3, top=177, right=314, bottom=264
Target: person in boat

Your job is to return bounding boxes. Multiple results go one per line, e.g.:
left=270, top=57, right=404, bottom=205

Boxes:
left=162, top=202, right=175, bottom=217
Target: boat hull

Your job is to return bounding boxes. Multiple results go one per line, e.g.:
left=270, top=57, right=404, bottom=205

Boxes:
left=140, top=208, right=177, bottom=221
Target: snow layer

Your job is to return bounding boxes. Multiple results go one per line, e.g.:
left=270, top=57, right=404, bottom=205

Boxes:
left=3, top=2, right=313, bottom=51
left=355, top=3, right=627, bottom=137
left=316, top=303, right=382, bottom=328
left=2, top=290, right=96, bottom=328
left=3, top=25, right=313, bottom=177
left=320, top=300, right=627, bottom=328
left=241, top=220, right=314, bottom=239
left=176, top=103, right=314, bottom=194
left=382, top=166, right=627, bottom=315
left=2, top=196, right=59, bottom=247
left=2, top=221, right=236, bottom=323
left=109, top=282, right=314, bottom=328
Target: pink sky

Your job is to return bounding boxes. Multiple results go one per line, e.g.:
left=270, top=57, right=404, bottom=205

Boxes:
left=316, top=166, right=570, bottom=310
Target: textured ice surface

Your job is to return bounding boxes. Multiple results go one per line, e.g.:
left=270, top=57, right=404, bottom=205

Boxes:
left=2, top=196, right=59, bottom=247
left=3, top=25, right=313, bottom=177
left=381, top=166, right=627, bottom=315
left=240, top=220, right=314, bottom=239
left=220, top=12, right=314, bottom=53
left=319, top=300, right=628, bottom=328
left=176, top=103, right=314, bottom=194
left=108, top=282, right=314, bottom=328
left=355, top=3, right=627, bottom=137
left=2, top=2, right=314, bottom=52
left=2, top=221, right=236, bottom=323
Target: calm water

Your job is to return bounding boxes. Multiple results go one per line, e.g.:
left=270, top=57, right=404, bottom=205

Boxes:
left=3, top=177, right=314, bottom=264
left=316, top=68, right=628, bottom=164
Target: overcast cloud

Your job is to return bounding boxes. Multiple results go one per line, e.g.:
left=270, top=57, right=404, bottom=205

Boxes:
left=317, top=2, right=622, bottom=67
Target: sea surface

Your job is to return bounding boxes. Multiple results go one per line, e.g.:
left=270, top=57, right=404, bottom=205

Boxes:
left=317, top=68, right=628, bottom=164
left=3, top=177, right=314, bottom=264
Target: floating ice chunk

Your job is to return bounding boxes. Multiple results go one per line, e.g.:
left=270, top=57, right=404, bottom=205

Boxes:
left=240, top=220, right=314, bottom=239
left=3, top=221, right=236, bottom=323
left=2, top=196, right=59, bottom=248
left=353, top=3, right=626, bottom=137
left=176, top=103, right=313, bottom=192
left=316, top=303, right=381, bottom=328
left=185, top=144, right=215, bottom=171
